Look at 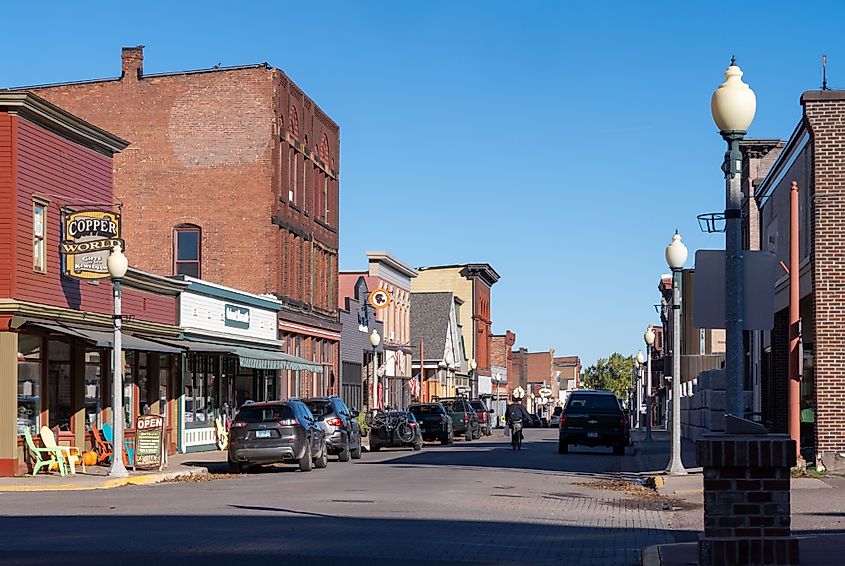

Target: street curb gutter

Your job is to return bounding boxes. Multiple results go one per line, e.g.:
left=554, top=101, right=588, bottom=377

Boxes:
left=641, top=544, right=661, bottom=566
left=0, top=468, right=207, bottom=492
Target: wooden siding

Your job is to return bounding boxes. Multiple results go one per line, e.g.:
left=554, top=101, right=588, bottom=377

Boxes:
left=14, top=115, right=115, bottom=314
left=122, top=287, right=177, bottom=326
left=0, top=113, right=13, bottom=297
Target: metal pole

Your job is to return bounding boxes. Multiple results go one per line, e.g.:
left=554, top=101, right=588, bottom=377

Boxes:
left=667, top=267, right=687, bottom=475
left=108, top=279, right=128, bottom=477
left=789, top=181, right=804, bottom=464
left=634, top=366, right=641, bottom=429
left=372, top=346, right=377, bottom=411
left=723, top=130, right=746, bottom=419
left=645, top=348, right=653, bottom=441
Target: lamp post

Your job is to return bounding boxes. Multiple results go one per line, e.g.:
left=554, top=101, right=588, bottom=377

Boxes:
left=495, top=372, right=502, bottom=428
left=711, top=57, right=756, bottom=419
left=443, top=351, right=453, bottom=397
left=644, top=326, right=655, bottom=442
left=469, top=358, right=477, bottom=399
left=369, top=329, right=381, bottom=411
left=633, top=357, right=641, bottom=429
left=107, top=243, right=129, bottom=478
left=636, top=351, right=645, bottom=430
left=665, top=232, right=688, bottom=476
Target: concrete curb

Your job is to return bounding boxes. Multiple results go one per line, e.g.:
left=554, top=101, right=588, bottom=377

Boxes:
left=0, top=467, right=207, bottom=492
left=641, top=544, right=661, bottom=566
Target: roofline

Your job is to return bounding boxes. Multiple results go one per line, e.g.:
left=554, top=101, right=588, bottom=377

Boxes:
left=0, top=91, right=129, bottom=155
left=124, top=267, right=189, bottom=296
left=367, top=251, right=419, bottom=278
left=172, top=275, right=282, bottom=311
left=754, top=120, right=808, bottom=205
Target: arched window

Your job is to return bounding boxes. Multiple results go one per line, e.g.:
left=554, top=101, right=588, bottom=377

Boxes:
left=288, top=105, right=300, bottom=139
left=174, top=224, right=201, bottom=277
left=319, top=134, right=330, bottom=163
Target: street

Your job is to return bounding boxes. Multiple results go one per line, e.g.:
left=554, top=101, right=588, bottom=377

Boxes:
left=0, top=429, right=691, bottom=566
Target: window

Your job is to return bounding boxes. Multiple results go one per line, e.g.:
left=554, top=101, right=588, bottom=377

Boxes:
left=323, top=175, right=329, bottom=221
left=174, top=225, right=201, bottom=278
left=288, top=148, right=297, bottom=203
left=85, top=350, right=103, bottom=430
left=48, top=339, right=72, bottom=430
left=17, top=334, right=42, bottom=436
left=33, top=201, right=47, bottom=272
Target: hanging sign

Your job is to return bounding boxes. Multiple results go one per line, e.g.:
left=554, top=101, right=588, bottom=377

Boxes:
left=134, top=413, right=164, bottom=470
left=60, top=209, right=123, bottom=279
left=368, top=288, right=392, bottom=309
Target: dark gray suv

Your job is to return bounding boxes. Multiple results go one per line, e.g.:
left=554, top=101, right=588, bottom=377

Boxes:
left=303, top=396, right=363, bottom=461
left=228, top=400, right=328, bottom=473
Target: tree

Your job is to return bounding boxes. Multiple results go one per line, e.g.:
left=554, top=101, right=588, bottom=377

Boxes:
left=580, top=353, right=635, bottom=400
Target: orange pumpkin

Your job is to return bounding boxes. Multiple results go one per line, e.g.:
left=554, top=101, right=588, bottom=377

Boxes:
left=82, top=450, right=98, bottom=467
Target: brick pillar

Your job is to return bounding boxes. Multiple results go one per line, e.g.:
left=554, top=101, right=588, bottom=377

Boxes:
left=698, top=434, right=798, bottom=565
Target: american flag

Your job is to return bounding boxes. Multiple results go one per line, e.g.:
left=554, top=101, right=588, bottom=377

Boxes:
left=408, top=373, right=421, bottom=398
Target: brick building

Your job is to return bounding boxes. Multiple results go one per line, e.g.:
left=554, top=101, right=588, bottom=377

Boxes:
left=553, top=355, right=581, bottom=402
left=740, top=89, right=845, bottom=470
left=18, top=47, right=341, bottom=397
left=490, top=331, right=516, bottom=424
left=412, top=264, right=500, bottom=397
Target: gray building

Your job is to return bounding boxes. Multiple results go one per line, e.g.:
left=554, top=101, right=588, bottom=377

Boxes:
left=339, top=276, right=384, bottom=412
left=410, top=292, right=467, bottom=401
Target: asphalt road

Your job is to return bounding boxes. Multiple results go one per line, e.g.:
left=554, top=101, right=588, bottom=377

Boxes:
left=0, top=428, right=693, bottom=566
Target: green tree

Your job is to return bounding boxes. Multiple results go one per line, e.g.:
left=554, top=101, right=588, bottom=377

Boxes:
left=580, top=353, right=636, bottom=400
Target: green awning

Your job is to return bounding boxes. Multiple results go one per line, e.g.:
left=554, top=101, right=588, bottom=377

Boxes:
left=232, top=346, right=323, bottom=372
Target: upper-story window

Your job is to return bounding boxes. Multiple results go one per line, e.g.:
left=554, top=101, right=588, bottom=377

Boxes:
left=33, top=199, right=48, bottom=273
left=323, top=175, right=329, bottom=221
left=174, top=225, right=201, bottom=278
left=288, top=148, right=297, bottom=204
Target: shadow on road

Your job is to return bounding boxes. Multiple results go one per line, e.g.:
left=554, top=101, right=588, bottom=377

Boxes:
left=0, top=514, right=699, bottom=565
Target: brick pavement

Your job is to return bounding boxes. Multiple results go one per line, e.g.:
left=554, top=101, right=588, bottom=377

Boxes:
left=0, top=429, right=695, bottom=565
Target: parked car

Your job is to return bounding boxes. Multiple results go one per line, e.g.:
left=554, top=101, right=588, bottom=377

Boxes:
left=469, top=399, right=493, bottom=436
left=369, top=411, right=423, bottom=451
left=439, top=398, right=480, bottom=441
left=550, top=414, right=561, bottom=427
left=228, top=400, right=328, bottom=472
left=303, top=396, right=363, bottom=461
left=409, top=403, right=453, bottom=444
left=558, top=390, right=629, bottom=455
left=528, top=413, right=542, bottom=428
left=538, top=415, right=550, bottom=428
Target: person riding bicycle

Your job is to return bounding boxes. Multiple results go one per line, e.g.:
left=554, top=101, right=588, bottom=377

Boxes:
left=505, top=399, right=531, bottom=449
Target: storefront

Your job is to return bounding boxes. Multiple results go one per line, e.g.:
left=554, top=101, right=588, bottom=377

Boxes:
left=172, top=277, right=323, bottom=453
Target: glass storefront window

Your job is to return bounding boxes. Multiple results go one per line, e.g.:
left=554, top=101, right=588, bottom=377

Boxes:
left=85, top=350, right=103, bottom=430
left=124, top=352, right=135, bottom=428
left=48, top=339, right=72, bottom=430
left=159, top=354, right=170, bottom=419
left=17, top=334, right=42, bottom=436
left=137, top=352, right=149, bottom=415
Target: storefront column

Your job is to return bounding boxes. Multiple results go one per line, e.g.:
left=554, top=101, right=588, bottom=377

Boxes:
left=0, top=331, right=19, bottom=476
left=71, top=343, right=86, bottom=450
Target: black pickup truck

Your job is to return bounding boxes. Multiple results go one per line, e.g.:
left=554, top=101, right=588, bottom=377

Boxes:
left=558, top=390, right=629, bottom=455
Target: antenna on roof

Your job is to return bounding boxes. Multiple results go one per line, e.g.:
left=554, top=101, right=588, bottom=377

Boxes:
left=822, top=54, right=829, bottom=91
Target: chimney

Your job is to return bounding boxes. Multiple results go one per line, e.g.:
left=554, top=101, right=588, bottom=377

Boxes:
left=121, top=46, right=144, bottom=80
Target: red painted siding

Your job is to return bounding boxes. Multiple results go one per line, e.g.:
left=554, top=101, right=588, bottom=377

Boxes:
left=122, top=287, right=177, bottom=326
left=13, top=115, right=115, bottom=315
left=0, top=113, right=13, bottom=297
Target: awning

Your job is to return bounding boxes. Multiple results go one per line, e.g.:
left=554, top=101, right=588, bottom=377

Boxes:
left=146, top=335, right=323, bottom=373
left=232, top=346, right=323, bottom=372
left=29, top=323, right=183, bottom=354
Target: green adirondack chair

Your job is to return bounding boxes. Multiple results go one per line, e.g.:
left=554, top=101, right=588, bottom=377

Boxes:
left=23, top=428, right=66, bottom=476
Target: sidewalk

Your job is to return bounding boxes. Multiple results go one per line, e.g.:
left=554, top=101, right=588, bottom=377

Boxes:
left=633, top=429, right=841, bottom=565
left=0, top=450, right=227, bottom=492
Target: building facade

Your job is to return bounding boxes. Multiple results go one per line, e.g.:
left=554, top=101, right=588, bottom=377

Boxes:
left=410, top=292, right=466, bottom=400
left=490, top=331, right=516, bottom=424
left=21, top=46, right=341, bottom=399
left=338, top=276, right=384, bottom=412
left=553, top=355, right=582, bottom=405
left=339, top=252, right=416, bottom=409
left=0, top=92, right=187, bottom=475
left=412, top=264, right=499, bottom=397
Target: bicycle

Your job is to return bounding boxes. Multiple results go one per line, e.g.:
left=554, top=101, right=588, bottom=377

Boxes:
left=509, top=419, right=524, bottom=450
left=367, top=410, right=415, bottom=444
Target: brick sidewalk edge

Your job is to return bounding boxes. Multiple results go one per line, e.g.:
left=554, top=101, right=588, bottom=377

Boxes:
left=0, top=467, right=208, bottom=492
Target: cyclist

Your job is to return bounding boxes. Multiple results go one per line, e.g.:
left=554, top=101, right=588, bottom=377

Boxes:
left=505, top=398, right=531, bottom=450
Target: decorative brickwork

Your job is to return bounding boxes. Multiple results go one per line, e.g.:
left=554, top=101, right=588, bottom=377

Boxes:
left=697, top=434, right=798, bottom=565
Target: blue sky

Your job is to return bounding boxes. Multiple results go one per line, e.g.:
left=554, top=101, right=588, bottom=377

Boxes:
left=2, top=1, right=842, bottom=366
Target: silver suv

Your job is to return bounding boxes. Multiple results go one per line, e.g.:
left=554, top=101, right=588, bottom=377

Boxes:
left=303, top=396, right=363, bottom=461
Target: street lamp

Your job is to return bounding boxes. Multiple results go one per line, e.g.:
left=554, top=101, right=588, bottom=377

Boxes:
left=495, top=372, right=502, bottom=428
left=711, top=57, right=756, bottom=419
left=469, top=358, right=477, bottom=399
left=665, top=231, right=688, bottom=476
left=643, top=326, right=655, bottom=442
left=107, top=243, right=129, bottom=478
left=636, top=351, right=645, bottom=430
left=370, top=329, right=381, bottom=411
left=443, top=351, right=453, bottom=397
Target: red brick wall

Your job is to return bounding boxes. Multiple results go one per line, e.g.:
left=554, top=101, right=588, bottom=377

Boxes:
left=526, top=351, right=553, bottom=383
left=474, top=282, right=492, bottom=375
left=803, top=92, right=845, bottom=457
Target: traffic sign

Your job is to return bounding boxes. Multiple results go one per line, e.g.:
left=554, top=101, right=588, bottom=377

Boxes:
left=368, top=288, right=392, bottom=309
left=538, top=387, right=552, bottom=398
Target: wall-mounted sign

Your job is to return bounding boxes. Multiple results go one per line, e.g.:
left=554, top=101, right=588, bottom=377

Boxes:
left=538, top=387, right=553, bottom=398
left=224, top=304, right=250, bottom=329
left=368, top=288, right=392, bottom=309
left=134, top=413, right=164, bottom=470
left=60, top=209, right=122, bottom=279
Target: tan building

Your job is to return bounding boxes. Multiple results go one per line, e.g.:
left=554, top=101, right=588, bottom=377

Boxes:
left=553, top=355, right=582, bottom=404
left=412, top=264, right=499, bottom=398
